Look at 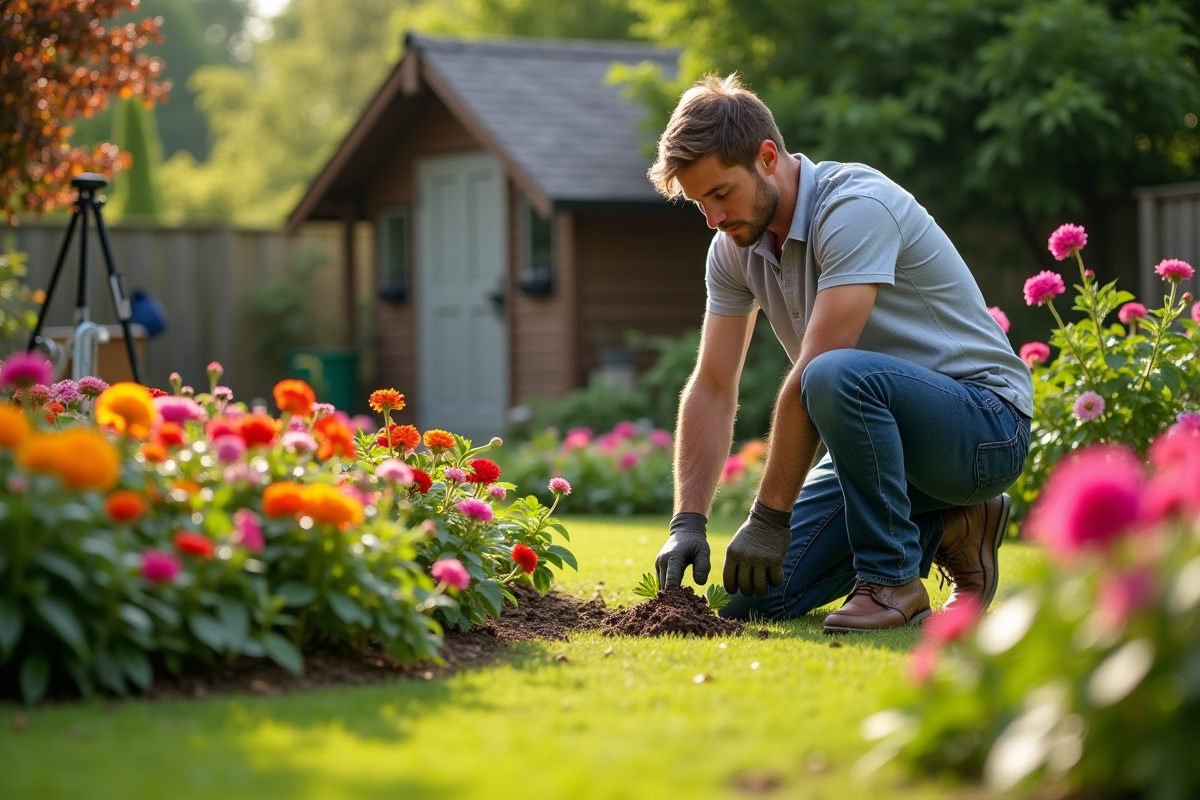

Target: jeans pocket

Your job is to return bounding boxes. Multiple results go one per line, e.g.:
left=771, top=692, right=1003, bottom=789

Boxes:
left=972, top=434, right=1021, bottom=499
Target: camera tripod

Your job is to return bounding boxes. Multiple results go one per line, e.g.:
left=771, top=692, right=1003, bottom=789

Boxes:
left=27, top=173, right=142, bottom=384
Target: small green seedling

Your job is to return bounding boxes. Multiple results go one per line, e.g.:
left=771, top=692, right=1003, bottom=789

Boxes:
left=632, top=572, right=660, bottom=598
left=704, top=584, right=732, bottom=611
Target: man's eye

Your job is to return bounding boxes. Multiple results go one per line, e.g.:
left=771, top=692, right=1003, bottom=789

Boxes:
left=715, top=192, right=728, bottom=200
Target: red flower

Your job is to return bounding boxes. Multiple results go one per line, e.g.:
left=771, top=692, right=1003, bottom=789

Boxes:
left=238, top=414, right=278, bottom=448
left=468, top=457, right=501, bottom=485
left=206, top=417, right=241, bottom=441
left=174, top=532, right=215, bottom=559
left=512, top=543, right=538, bottom=574
left=147, top=387, right=169, bottom=398
left=106, top=490, right=145, bottom=523
left=155, top=421, right=185, bottom=447
left=410, top=468, right=432, bottom=494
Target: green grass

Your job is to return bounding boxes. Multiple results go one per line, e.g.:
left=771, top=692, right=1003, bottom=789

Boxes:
left=0, top=516, right=1046, bottom=800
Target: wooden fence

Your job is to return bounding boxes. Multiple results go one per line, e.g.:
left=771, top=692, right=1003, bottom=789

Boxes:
left=2, top=220, right=374, bottom=404
left=1136, top=181, right=1200, bottom=305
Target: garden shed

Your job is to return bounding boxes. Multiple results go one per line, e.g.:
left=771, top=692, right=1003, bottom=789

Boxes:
left=287, top=34, right=712, bottom=440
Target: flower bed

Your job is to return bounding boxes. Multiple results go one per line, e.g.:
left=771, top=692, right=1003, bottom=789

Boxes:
left=0, top=362, right=575, bottom=703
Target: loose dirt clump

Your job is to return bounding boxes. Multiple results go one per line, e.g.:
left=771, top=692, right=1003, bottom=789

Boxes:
left=601, top=586, right=746, bottom=638
left=487, top=583, right=607, bottom=643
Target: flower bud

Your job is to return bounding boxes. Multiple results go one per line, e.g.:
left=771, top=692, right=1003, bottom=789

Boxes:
left=169, top=372, right=182, bottom=394
left=490, top=437, right=503, bottom=448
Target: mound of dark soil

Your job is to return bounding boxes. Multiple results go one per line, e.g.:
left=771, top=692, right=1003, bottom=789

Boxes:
left=600, top=586, right=746, bottom=638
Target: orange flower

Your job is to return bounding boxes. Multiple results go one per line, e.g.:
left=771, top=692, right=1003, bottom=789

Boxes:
left=139, top=442, right=168, bottom=463
left=262, top=481, right=306, bottom=518
left=94, top=382, right=156, bottom=439
left=377, top=423, right=420, bottom=451
left=17, top=433, right=65, bottom=475
left=273, top=379, right=316, bottom=417
left=0, top=403, right=31, bottom=450
left=154, top=422, right=185, bottom=447
left=238, top=414, right=278, bottom=448
left=302, top=483, right=364, bottom=529
left=173, top=479, right=202, bottom=496
left=106, top=490, right=145, bottom=524
left=423, top=429, right=455, bottom=451
left=739, top=440, right=768, bottom=462
left=49, top=428, right=121, bottom=491
left=368, top=388, right=405, bottom=414
left=315, top=416, right=356, bottom=460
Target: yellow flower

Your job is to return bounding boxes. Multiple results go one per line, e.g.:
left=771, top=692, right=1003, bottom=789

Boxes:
left=17, top=432, right=66, bottom=475
left=0, top=402, right=30, bottom=450
left=95, top=382, right=156, bottom=439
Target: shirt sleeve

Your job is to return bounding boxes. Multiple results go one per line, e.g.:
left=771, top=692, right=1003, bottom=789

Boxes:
left=704, top=234, right=758, bottom=316
left=812, top=194, right=901, bottom=291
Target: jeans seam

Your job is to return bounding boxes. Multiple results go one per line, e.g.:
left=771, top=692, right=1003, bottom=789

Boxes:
left=781, top=499, right=846, bottom=616
left=853, top=375, right=902, bottom=579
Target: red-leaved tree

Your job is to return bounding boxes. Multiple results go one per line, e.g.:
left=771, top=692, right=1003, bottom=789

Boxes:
left=0, top=0, right=170, bottom=224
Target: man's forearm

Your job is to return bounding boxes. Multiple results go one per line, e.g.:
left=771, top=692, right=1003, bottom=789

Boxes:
left=756, top=362, right=822, bottom=511
left=673, top=376, right=738, bottom=515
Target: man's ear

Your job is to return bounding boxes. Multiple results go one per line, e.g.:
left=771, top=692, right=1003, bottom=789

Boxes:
left=758, top=140, right=780, bottom=175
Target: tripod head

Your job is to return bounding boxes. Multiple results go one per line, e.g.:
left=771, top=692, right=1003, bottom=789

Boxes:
left=70, top=173, right=108, bottom=192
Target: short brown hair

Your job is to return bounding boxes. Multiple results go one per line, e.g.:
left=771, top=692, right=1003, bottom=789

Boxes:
left=647, top=73, right=785, bottom=199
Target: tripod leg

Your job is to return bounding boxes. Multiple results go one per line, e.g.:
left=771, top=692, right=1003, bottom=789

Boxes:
left=92, top=202, right=142, bottom=385
left=27, top=208, right=80, bottom=351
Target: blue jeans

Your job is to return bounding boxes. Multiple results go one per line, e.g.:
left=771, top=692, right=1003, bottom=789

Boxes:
left=722, top=349, right=1031, bottom=622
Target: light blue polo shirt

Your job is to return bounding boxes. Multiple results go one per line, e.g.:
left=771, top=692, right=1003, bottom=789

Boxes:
left=705, top=154, right=1034, bottom=417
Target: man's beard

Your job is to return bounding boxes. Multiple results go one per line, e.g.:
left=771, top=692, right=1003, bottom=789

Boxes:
left=722, top=172, right=779, bottom=247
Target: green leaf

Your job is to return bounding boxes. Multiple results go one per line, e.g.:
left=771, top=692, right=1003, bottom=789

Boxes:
left=118, top=604, right=153, bottom=636
left=0, top=599, right=23, bottom=656
left=217, top=597, right=250, bottom=653
left=705, top=583, right=732, bottom=611
left=261, top=632, right=304, bottom=675
left=32, top=551, right=88, bottom=591
left=188, top=613, right=227, bottom=652
left=475, top=580, right=504, bottom=618
left=94, top=647, right=127, bottom=694
left=547, top=544, right=578, bottom=571
left=326, top=591, right=370, bottom=627
left=114, top=643, right=153, bottom=691
left=34, top=596, right=88, bottom=657
left=276, top=582, right=317, bottom=607
left=632, top=572, right=660, bottom=598
left=19, top=654, right=50, bottom=705
left=532, top=566, right=551, bottom=594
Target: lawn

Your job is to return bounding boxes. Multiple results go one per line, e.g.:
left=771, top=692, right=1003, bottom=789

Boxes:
left=0, top=515, right=1046, bottom=800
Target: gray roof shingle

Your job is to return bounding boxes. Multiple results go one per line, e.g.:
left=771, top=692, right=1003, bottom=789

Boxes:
left=412, top=35, right=679, bottom=204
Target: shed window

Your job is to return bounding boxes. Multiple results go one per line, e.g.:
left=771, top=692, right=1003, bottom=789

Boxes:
left=520, top=197, right=554, bottom=296
left=378, top=206, right=410, bottom=302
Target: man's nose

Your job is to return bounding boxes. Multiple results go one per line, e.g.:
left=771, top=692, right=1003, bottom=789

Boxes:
left=703, top=206, right=726, bottom=229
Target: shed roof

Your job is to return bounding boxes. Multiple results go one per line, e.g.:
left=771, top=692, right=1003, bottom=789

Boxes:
left=288, top=34, right=679, bottom=230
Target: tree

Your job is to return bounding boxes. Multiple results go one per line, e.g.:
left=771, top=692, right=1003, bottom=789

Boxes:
left=0, top=0, right=170, bottom=223
left=106, top=96, right=164, bottom=220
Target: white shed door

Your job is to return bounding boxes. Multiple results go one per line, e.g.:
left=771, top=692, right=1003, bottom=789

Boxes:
left=415, top=151, right=508, bottom=442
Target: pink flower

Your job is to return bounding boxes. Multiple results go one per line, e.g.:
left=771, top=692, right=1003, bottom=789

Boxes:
left=281, top=431, right=318, bottom=452
left=444, top=467, right=468, bottom=484
left=987, top=306, right=1010, bottom=334
left=376, top=458, right=414, bottom=484
left=77, top=376, right=109, bottom=398
left=287, top=417, right=307, bottom=432
left=489, top=485, right=507, bottom=501
left=1029, top=445, right=1144, bottom=557
left=431, top=558, right=471, bottom=590
left=1118, top=302, right=1147, bottom=325
left=154, top=395, right=206, bottom=424
left=1097, top=570, right=1155, bottom=633
left=1023, top=271, right=1066, bottom=307
left=1072, top=391, right=1105, bottom=421
left=1177, top=411, right=1200, bottom=430
left=649, top=429, right=673, bottom=449
left=212, top=386, right=233, bottom=402
left=1154, top=258, right=1195, bottom=283
left=613, top=421, right=638, bottom=440
left=26, top=384, right=52, bottom=406
left=595, top=432, right=620, bottom=452
left=456, top=498, right=494, bottom=522
left=51, top=380, right=80, bottom=405
left=619, top=451, right=640, bottom=470
left=349, top=414, right=375, bottom=433
left=1192, top=301, right=1200, bottom=326
left=206, top=361, right=223, bottom=374
left=924, top=597, right=982, bottom=645
left=312, top=402, right=335, bottom=419
left=720, top=454, right=745, bottom=483
left=0, top=352, right=54, bottom=389
left=232, top=509, right=264, bottom=552
left=1047, top=223, right=1087, bottom=261
left=141, top=549, right=182, bottom=584
left=549, top=477, right=572, bottom=496
left=563, top=427, right=593, bottom=449
left=909, top=642, right=938, bottom=684
left=213, top=434, right=246, bottom=463
left=1142, top=426, right=1200, bottom=525
left=1019, top=342, right=1051, bottom=368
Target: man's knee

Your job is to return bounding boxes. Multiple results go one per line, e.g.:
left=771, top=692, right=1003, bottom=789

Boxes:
left=800, top=349, right=861, bottom=417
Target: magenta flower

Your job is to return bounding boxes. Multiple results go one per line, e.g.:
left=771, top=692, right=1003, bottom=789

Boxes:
left=77, top=376, right=109, bottom=398
left=619, top=451, right=640, bottom=470
left=720, top=454, right=745, bottom=483
left=141, top=549, right=182, bottom=584
left=1073, top=391, right=1105, bottom=421
left=1029, top=446, right=1143, bottom=558
left=349, top=414, right=375, bottom=433
left=649, top=429, right=673, bottom=449
left=1023, top=271, right=1066, bottom=307
left=987, top=306, right=1010, bottom=334
left=232, top=509, right=265, bottom=552
left=154, top=395, right=206, bottom=424
left=1118, top=302, right=1148, bottom=325
left=456, top=498, right=494, bottom=522
left=1047, top=223, right=1087, bottom=261
left=1097, top=571, right=1155, bottom=633
left=613, top=421, right=638, bottom=440
left=1154, top=258, right=1195, bottom=283
left=1177, top=411, right=1200, bottom=430
left=287, top=416, right=307, bottom=432
left=51, top=379, right=81, bottom=405
left=213, top=434, right=246, bottom=463
left=923, top=596, right=982, bottom=645
left=280, top=431, right=318, bottom=452
left=1192, top=301, right=1200, bottom=326
left=489, top=485, right=507, bottom=501
left=376, top=458, right=414, bottom=484
left=1019, top=341, right=1051, bottom=368
left=444, top=467, right=468, bottom=484
left=0, top=352, right=54, bottom=389
left=549, top=477, right=572, bottom=496
left=909, top=642, right=938, bottom=684
left=431, top=558, right=471, bottom=590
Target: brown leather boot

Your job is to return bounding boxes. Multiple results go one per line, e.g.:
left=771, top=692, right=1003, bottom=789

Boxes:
left=933, top=493, right=1011, bottom=614
left=823, top=578, right=931, bottom=633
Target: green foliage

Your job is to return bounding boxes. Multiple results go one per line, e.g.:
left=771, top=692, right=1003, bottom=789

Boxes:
left=704, top=582, right=731, bottom=611
left=0, top=246, right=39, bottom=359
left=106, top=99, right=164, bottom=221
left=632, top=571, right=659, bottom=598
left=243, top=242, right=331, bottom=370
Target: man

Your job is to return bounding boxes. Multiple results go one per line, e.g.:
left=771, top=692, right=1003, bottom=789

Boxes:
left=650, top=75, right=1033, bottom=632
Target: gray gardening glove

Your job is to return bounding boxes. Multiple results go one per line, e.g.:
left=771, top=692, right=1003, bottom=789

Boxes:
left=723, top=500, right=791, bottom=597
left=655, top=512, right=712, bottom=588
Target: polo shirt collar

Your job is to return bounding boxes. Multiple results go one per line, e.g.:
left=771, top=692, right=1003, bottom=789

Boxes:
left=751, top=153, right=818, bottom=261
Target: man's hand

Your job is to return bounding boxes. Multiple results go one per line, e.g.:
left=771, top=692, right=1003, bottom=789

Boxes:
left=723, top=500, right=792, bottom=597
left=655, top=512, right=711, bottom=588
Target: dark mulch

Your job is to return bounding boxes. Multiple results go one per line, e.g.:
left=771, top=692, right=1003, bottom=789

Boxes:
left=599, top=586, right=746, bottom=638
